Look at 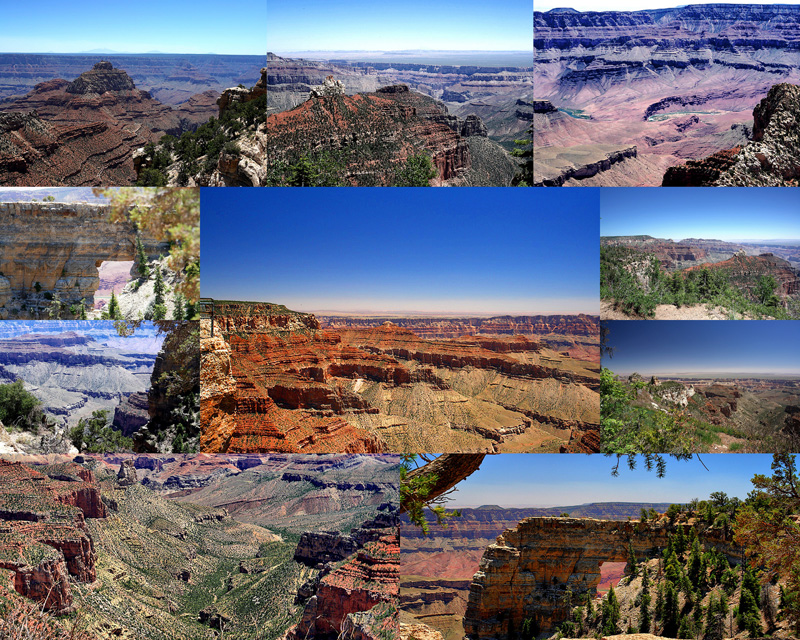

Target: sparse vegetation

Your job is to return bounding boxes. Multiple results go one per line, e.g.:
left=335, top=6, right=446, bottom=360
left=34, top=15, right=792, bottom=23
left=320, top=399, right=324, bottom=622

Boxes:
left=601, top=246, right=795, bottom=319
left=69, top=409, right=133, bottom=453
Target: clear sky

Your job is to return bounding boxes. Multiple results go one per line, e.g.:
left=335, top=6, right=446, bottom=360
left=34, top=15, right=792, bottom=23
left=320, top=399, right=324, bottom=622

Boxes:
left=446, top=453, right=773, bottom=507
left=268, top=0, right=532, bottom=52
left=1, top=0, right=265, bottom=55
left=534, top=1, right=790, bottom=12
left=600, top=188, right=800, bottom=242
left=201, top=188, right=599, bottom=316
left=603, top=320, right=800, bottom=377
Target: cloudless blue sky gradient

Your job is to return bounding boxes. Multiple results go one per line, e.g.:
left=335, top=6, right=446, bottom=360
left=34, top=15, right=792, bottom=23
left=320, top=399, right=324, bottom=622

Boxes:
left=268, top=0, right=531, bottom=52
left=601, top=188, right=800, bottom=241
left=448, top=453, right=772, bottom=507
left=201, top=188, right=599, bottom=315
left=603, top=321, right=800, bottom=376
left=1, top=0, right=265, bottom=54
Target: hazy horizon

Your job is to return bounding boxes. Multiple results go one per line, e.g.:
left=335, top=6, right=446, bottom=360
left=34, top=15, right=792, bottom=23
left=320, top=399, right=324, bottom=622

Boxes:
left=604, top=321, right=800, bottom=377
left=440, top=454, right=774, bottom=507
left=601, top=188, right=800, bottom=242
left=202, top=189, right=600, bottom=316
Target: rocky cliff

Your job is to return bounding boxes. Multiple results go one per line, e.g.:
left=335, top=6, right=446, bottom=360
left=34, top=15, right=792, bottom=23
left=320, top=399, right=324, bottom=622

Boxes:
left=0, top=61, right=212, bottom=186
left=535, top=5, right=800, bottom=186
left=663, top=83, right=800, bottom=186
left=0, top=201, right=167, bottom=318
left=266, top=84, right=474, bottom=185
left=462, top=516, right=740, bottom=639
left=0, top=460, right=105, bottom=612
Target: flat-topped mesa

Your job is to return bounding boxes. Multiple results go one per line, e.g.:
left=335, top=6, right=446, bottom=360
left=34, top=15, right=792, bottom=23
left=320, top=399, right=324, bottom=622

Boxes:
left=66, top=61, right=137, bottom=94
left=0, top=202, right=168, bottom=319
left=463, top=516, right=740, bottom=640
left=0, top=460, right=106, bottom=612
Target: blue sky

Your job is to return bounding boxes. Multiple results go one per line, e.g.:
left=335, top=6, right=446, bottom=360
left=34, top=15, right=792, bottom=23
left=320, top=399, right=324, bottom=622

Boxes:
left=268, top=0, right=532, bottom=52
left=1, top=0, right=265, bottom=55
left=201, top=188, right=598, bottom=315
left=603, top=321, right=800, bottom=377
left=446, top=453, right=774, bottom=507
left=601, top=188, right=800, bottom=242
left=534, top=1, right=784, bottom=12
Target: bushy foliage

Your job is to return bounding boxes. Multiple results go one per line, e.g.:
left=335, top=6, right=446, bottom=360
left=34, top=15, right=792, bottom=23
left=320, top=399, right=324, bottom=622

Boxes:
left=393, top=153, right=437, bottom=186
left=0, top=381, right=51, bottom=433
left=69, top=409, right=133, bottom=453
left=601, top=246, right=791, bottom=319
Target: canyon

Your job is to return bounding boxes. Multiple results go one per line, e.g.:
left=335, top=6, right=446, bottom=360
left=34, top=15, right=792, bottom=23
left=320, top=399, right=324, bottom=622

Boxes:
left=0, top=201, right=167, bottom=318
left=399, top=503, right=673, bottom=640
left=0, top=58, right=265, bottom=186
left=0, top=454, right=399, bottom=640
left=462, top=516, right=739, bottom=639
left=0, top=53, right=264, bottom=106
left=0, top=321, right=201, bottom=456
left=267, top=52, right=532, bottom=149
left=533, top=4, right=800, bottom=186
left=200, top=301, right=600, bottom=454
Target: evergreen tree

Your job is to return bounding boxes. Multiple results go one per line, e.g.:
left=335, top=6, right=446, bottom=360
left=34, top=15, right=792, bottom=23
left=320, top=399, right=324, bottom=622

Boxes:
left=663, top=581, right=681, bottom=637
left=173, top=292, right=186, bottom=321
left=152, top=265, right=167, bottom=320
left=627, top=541, right=639, bottom=577
left=601, top=585, right=621, bottom=635
left=688, top=538, right=703, bottom=589
left=78, top=299, right=88, bottom=320
left=135, top=234, right=150, bottom=279
left=106, top=291, right=122, bottom=320
left=640, top=567, right=652, bottom=633
left=511, top=120, right=533, bottom=186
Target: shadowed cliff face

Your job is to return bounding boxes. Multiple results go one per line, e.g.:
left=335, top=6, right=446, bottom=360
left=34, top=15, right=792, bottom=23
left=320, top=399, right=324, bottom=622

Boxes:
left=0, top=202, right=167, bottom=318
left=0, top=62, right=216, bottom=186
left=463, top=516, right=740, bottom=639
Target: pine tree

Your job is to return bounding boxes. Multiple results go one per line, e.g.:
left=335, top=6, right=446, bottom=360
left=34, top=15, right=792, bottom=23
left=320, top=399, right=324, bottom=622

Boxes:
left=135, top=234, right=150, bottom=279
left=107, top=291, right=121, bottom=320
left=627, top=540, right=639, bottom=577
left=688, top=538, right=703, bottom=589
left=173, top=292, right=186, bottom=320
left=602, top=585, right=621, bottom=635
left=152, top=265, right=167, bottom=320
left=78, top=299, right=88, bottom=320
left=663, top=581, right=680, bottom=637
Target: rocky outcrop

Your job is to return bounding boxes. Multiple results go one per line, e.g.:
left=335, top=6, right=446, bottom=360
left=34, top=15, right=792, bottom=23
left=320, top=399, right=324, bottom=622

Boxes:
left=266, top=84, right=471, bottom=185
left=117, top=459, right=137, bottom=487
left=0, top=202, right=167, bottom=318
left=0, top=460, right=106, bottom=612
left=463, top=516, right=739, bottom=639
left=663, top=83, right=800, bottom=186
left=295, top=503, right=399, bottom=566
left=217, top=67, right=266, bottom=116
left=113, top=391, right=150, bottom=437
left=0, top=62, right=209, bottom=186
left=533, top=147, right=638, bottom=187
left=289, top=534, right=400, bottom=640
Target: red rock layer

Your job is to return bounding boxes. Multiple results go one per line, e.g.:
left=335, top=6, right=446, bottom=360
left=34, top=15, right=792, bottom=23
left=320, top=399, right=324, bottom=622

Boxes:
left=266, top=85, right=470, bottom=185
left=290, top=533, right=399, bottom=639
left=0, top=461, right=105, bottom=612
left=679, top=253, right=800, bottom=300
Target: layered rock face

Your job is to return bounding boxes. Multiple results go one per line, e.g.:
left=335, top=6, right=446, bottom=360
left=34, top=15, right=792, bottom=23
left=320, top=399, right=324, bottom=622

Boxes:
left=201, top=303, right=600, bottom=454
left=289, top=533, right=400, bottom=640
left=0, top=53, right=264, bottom=105
left=0, top=460, right=105, bottom=612
left=0, top=61, right=212, bottom=185
left=295, top=503, right=399, bottom=566
left=680, top=253, right=800, bottom=303
left=0, top=202, right=167, bottom=318
left=463, top=517, right=738, bottom=639
left=663, top=83, right=800, bottom=185
left=535, top=5, right=800, bottom=186
left=266, top=84, right=474, bottom=185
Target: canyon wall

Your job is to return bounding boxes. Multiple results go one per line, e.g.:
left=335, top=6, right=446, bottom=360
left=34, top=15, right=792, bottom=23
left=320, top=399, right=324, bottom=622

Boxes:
left=463, top=516, right=740, bottom=640
left=0, top=202, right=167, bottom=318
